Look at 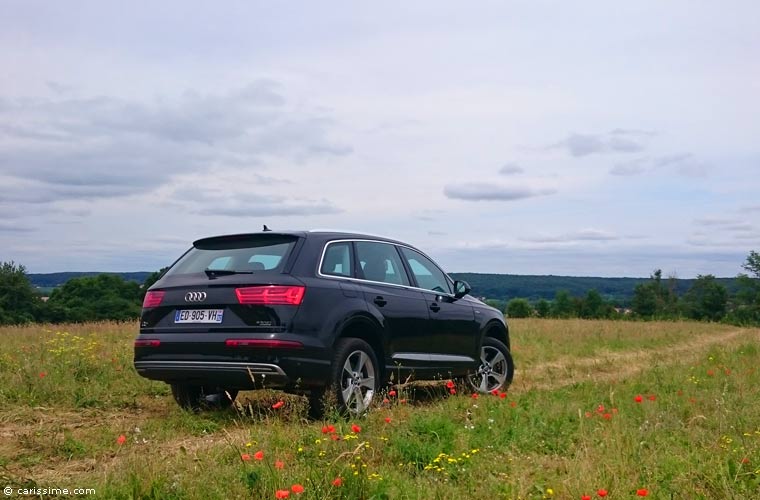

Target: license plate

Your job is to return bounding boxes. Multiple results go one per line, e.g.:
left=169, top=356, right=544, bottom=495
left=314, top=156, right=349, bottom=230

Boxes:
left=174, top=309, right=224, bottom=324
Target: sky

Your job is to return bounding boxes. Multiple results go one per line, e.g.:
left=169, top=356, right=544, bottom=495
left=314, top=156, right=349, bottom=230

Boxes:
left=1, top=1, right=759, bottom=277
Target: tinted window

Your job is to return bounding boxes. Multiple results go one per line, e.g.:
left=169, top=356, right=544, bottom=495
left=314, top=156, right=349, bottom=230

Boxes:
left=355, top=241, right=410, bottom=286
left=321, top=242, right=353, bottom=277
left=400, top=247, right=452, bottom=293
left=166, top=236, right=297, bottom=276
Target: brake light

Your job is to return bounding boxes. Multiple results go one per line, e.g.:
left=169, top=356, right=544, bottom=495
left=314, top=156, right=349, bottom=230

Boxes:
left=235, top=286, right=305, bottom=305
left=225, top=339, right=303, bottom=349
left=142, top=291, right=165, bottom=308
left=134, top=339, right=161, bottom=347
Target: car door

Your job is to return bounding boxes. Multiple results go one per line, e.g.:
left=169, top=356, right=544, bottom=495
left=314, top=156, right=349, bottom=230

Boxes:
left=399, top=246, right=479, bottom=371
left=353, top=241, right=431, bottom=373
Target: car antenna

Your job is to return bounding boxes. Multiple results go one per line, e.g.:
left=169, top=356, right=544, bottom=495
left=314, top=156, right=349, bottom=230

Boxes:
left=263, top=224, right=272, bottom=232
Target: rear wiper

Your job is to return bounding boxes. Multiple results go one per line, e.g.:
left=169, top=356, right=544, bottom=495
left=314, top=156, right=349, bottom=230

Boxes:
left=204, top=269, right=255, bottom=279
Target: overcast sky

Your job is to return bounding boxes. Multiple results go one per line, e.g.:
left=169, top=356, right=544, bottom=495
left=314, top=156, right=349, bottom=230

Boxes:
left=1, top=1, right=759, bottom=277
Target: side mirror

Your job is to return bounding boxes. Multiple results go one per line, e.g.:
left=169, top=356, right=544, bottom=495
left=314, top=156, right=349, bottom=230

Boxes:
left=453, top=280, right=471, bottom=299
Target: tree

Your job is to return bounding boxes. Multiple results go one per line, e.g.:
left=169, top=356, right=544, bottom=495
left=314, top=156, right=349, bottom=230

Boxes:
left=631, top=270, right=678, bottom=319
left=534, top=298, right=551, bottom=318
left=580, top=289, right=605, bottom=319
left=551, top=290, right=574, bottom=318
left=742, top=250, right=760, bottom=279
left=0, top=261, right=42, bottom=324
left=682, top=274, right=728, bottom=322
left=47, top=274, right=142, bottom=322
left=506, top=298, right=533, bottom=318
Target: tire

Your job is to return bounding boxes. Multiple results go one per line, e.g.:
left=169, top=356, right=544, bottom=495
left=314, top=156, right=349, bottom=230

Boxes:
left=466, top=337, right=514, bottom=394
left=325, top=338, right=379, bottom=417
left=170, top=383, right=238, bottom=411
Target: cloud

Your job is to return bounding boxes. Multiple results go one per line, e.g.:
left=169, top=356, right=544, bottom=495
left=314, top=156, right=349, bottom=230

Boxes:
left=169, top=187, right=341, bottom=217
left=498, top=163, right=524, bottom=175
left=610, top=158, right=648, bottom=176
left=551, top=130, right=649, bottom=157
left=0, top=81, right=351, bottom=204
left=740, top=204, right=760, bottom=213
left=519, top=228, right=619, bottom=243
left=0, top=222, right=35, bottom=233
left=443, top=183, right=556, bottom=201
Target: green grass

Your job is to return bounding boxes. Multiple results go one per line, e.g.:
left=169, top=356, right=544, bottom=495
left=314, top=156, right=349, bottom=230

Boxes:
left=0, top=320, right=758, bottom=499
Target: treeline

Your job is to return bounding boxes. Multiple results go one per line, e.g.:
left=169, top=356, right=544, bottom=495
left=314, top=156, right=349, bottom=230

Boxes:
left=1, top=252, right=759, bottom=326
left=493, top=251, right=760, bottom=326
left=0, top=262, right=162, bottom=325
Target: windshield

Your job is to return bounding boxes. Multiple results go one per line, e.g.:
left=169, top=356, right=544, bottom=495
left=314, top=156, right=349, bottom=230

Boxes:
left=165, top=235, right=298, bottom=276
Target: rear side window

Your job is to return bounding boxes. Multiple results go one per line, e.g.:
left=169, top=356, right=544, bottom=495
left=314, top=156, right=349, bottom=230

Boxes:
left=321, top=242, right=353, bottom=277
left=165, top=235, right=298, bottom=276
left=355, top=241, right=410, bottom=286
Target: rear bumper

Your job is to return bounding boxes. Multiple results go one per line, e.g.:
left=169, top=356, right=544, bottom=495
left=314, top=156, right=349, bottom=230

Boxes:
left=134, top=360, right=290, bottom=388
left=133, top=332, right=332, bottom=389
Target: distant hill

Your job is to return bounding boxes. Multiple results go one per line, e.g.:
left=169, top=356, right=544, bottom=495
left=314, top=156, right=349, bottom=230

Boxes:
left=28, top=271, right=739, bottom=305
left=448, top=273, right=740, bottom=305
left=29, top=272, right=152, bottom=289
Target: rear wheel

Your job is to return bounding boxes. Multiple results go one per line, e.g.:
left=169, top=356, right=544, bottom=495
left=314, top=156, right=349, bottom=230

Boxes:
left=170, top=383, right=238, bottom=411
left=467, top=337, right=514, bottom=394
left=324, top=338, right=378, bottom=417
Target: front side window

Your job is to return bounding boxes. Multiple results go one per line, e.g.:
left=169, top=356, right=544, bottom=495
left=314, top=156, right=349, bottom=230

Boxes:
left=321, top=241, right=353, bottom=277
left=355, top=241, right=410, bottom=286
left=400, top=247, right=452, bottom=294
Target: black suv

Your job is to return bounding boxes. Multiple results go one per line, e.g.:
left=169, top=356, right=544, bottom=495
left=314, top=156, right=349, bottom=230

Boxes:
left=134, top=231, right=513, bottom=415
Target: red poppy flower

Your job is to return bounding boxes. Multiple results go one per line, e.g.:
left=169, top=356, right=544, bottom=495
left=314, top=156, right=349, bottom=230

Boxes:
left=472, top=393, right=479, bottom=399
left=241, top=453, right=251, bottom=461
left=648, top=395, right=656, bottom=401
left=275, top=490, right=290, bottom=499
left=330, top=434, right=340, bottom=441
left=254, top=450, right=264, bottom=460
left=399, top=399, right=407, bottom=404
left=332, top=477, right=343, bottom=487
left=321, top=424, right=336, bottom=434
left=725, top=369, right=731, bottom=375
left=741, top=457, right=750, bottom=464
left=707, top=370, right=715, bottom=376
left=272, top=401, right=285, bottom=409
left=384, top=417, right=391, bottom=423
left=596, top=404, right=605, bottom=413
left=446, top=380, right=455, bottom=389
left=634, top=395, right=643, bottom=403
left=491, top=389, right=499, bottom=396
left=117, top=434, right=126, bottom=445
left=388, top=390, right=397, bottom=397
left=603, top=413, right=612, bottom=420
left=582, top=496, right=592, bottom=500
left=291, top=484, right=304, bottom=494
left=585, top=412, right=592, bottom=418
left=636, top=488, right=648, bottom=496
left=382, top=398, right=390, bottom=404
left=510, top=401, right=517, bottom=407
left=449, top=388, right=456, bottom=395
left=499, top=392, right=507, bottom=399
left=351, top=424, right=361, bottom=433
left=39, top=372, right=46, bottom=378
left=597, top=489, right=608, bottom=497
left=275, top=460, right=284, bottom=469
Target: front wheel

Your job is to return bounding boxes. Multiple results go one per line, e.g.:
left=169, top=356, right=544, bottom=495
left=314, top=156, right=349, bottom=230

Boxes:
left=467, top=337, right=514, bottom=394
left=325, top=338, right=379, bottom=417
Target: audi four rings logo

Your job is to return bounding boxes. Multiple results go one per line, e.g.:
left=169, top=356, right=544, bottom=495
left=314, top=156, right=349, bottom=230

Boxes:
left=184, top=291, right=207, bottom=302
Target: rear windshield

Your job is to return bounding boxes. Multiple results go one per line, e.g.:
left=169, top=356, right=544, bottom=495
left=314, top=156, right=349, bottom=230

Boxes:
left=165, top=235, right=298, bottom=276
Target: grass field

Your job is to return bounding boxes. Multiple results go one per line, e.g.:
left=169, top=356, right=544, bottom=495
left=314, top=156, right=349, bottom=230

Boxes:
left=1, top=319, right=759, bottom=499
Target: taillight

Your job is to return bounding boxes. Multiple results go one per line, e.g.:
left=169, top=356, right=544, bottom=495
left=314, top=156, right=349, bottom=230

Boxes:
left=235, top=286, right=305, bottom=305
left=134, top=339, right=161, bottom=347
left=225, top=339, right=303, bottom=349
left=142, top=291, right=165, bottom=308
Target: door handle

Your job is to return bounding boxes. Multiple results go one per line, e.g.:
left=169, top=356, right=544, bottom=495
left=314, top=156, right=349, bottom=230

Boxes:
left=429, top=303, right=441, bottom=312
left=373, top=296, right=387, bottom=307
